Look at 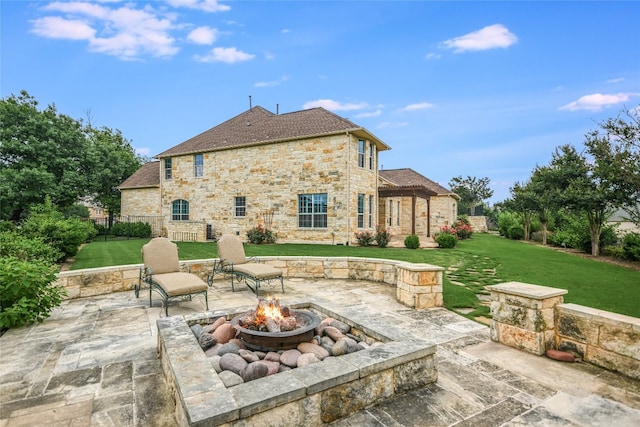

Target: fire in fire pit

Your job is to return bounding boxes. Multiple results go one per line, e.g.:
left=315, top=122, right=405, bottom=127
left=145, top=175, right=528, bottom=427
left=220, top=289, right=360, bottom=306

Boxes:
left=231, top=297, right=321, bottom=352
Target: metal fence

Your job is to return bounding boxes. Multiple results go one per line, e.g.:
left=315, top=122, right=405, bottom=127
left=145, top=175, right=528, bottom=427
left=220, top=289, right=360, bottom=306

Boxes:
left=90, top=215, right=164, bottom=241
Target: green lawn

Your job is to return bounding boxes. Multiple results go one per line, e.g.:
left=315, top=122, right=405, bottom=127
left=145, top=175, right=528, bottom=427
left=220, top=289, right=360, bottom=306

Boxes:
left=72, top=234, right=640, bottom=319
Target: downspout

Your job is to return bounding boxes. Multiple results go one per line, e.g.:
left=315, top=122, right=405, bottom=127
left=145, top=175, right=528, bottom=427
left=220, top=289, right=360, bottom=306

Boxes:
left=411, top=192, right=416, bottom=235
left=427, top=197, right=431, bottom=237
left=346, top=131, right=351, bottom=245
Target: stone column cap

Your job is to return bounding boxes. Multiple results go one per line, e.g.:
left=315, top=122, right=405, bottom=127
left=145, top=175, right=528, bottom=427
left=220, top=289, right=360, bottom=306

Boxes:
left=487, top=282, right=568, bottom=299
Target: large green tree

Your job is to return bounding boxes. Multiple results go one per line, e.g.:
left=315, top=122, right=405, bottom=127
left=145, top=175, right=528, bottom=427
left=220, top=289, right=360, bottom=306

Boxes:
left=504, top=181, right=537, bottom=241
left=0, top=91, right=142, bottom=221
left=448, top=175, right=494, bottom=215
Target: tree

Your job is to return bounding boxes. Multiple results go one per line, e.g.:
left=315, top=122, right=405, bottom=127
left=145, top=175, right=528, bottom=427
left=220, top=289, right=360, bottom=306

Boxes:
left=448, top=176, right=494, bottom=215
left=84, top=125, right=142, bottom=218
left=584, top=106, right=640, bottom=225
left=504, top=181, right=537, bottom=241
left=528, top=166, right=556, bottom=245
left=1, top=91, right=89, bottom=220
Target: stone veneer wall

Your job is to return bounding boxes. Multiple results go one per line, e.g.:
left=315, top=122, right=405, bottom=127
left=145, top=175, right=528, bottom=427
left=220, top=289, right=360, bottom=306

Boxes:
left=488, top=282, right=640, bottom=380
left=55, top=257, right=444, bottom=309
left=120, top=187, right=161, bottom=217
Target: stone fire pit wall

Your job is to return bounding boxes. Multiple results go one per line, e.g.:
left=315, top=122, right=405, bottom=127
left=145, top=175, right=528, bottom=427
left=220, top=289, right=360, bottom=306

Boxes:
left=157, top=301, right=437, bottom=427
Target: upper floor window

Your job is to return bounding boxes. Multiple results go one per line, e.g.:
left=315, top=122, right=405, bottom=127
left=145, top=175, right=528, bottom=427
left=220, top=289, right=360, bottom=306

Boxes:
left=164, top=158, right=172, bottom=180
left=235, top=196, right=246, bottom=217
left=397, top=201, right=401, bottom=226
left=357, top=194, right=365, bottom=228
left=298, top=193, right=327, bottom=228
left=368, top=195, right=374, bottom=228
left=358, top=139, right=365, bottom=168
left=172, top=199, right=189, bottom=221
left=388, top=199, right=393, bottom=226
left=194, top=154, right=203, bottom=177
left=369, top=144, right=375, bottom=170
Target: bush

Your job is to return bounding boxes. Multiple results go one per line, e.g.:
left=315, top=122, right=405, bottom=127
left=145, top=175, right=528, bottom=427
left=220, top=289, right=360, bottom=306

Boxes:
left=110, top=221, right=152, bottom=238
left=0, top=231, right=61, bottom=263
left=497, top=212, right=519, bottom=237
left=0, top=221, right=17, bottom=232
left=530, top=230, right=551, bottom=243
left=247, top=224, right=276, bottom=244
left=404, top=234, right=420, bottom=249
left=435, top=232, right=457, bottom=249
left=622, top=232, right=640, bottom=260
left=454, top=219, right=473, bottom=240
left=0, top=256, right=65, bottom=329
left=601, top=245, right=626, bottom=259
left=507, top=225, right=525, bottom=240
left=354, top=230, right=374, bottom=246
left=374, top=226, right=391, bottom=248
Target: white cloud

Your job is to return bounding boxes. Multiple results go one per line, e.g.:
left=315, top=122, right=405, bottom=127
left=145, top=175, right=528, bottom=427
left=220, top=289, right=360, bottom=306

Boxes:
left=355, top=110, right=382, bottom=118
left=376, top=121, right=408, bottom=129
left=254, top=75, right=290, bottom=88
left=559, top=92, right=637, bottom=111
left=302, top=99, right=368, bottom=111
left=281, top=28, right=291, bottom=34
left=31, top=16, right=96, bottom=40
left=401, top=102, right=434, bottom=112
left=425, top=52, right=441, bottom=60
left=606, top=77, right=624, bottom=84
left=187, top=26, right=217, bottom=44
left=165, top=0, right=231, bottom=12
left=441, top=24, right=517, bottom=52
left=135, top=147, right=151, bottom=156
left=194, top=46, right=255, bottom=63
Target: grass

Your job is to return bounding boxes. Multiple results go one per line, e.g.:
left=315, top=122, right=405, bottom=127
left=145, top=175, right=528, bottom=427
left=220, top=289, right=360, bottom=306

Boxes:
left=71, top=234, right=640, bottom=319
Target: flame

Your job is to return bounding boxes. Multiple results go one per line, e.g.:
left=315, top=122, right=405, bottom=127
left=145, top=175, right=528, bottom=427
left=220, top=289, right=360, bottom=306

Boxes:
left=253, top=296, right=283, bottom=326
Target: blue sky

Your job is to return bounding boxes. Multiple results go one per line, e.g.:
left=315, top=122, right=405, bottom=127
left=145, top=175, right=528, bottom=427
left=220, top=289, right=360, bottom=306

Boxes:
left=2, top=0, right=639, bottom=204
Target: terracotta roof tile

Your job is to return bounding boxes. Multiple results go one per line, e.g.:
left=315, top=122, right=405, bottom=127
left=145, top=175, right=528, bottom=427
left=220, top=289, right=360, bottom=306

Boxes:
left=156, top=106, right=389, bottom=157
left=118, top=161, right=159, bottom=189
left=379, top=168, right=454, bottom=195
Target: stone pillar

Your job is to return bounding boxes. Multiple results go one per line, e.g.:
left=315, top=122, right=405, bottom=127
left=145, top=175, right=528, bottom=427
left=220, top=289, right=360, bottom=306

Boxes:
left=487, top=282, right=567, bottom=355
left=396, top=263, right=444, bottom=309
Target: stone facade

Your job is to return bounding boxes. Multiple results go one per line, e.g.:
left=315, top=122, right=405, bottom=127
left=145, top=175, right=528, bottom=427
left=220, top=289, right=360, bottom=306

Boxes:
left=120, top=187, right=160, bottom=217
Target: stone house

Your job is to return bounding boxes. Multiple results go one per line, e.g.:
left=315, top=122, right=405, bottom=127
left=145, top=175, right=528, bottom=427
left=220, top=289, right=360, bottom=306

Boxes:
left=118, top=106, right=458, bottom=244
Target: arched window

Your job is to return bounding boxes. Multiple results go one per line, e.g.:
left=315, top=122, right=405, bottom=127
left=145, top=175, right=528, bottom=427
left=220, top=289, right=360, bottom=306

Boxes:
left=172, top=199, right=189, bottom=221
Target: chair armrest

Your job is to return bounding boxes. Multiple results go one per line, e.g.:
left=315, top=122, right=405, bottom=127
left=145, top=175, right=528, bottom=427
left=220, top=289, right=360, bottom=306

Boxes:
left=247, top=256, right=261, bottom=263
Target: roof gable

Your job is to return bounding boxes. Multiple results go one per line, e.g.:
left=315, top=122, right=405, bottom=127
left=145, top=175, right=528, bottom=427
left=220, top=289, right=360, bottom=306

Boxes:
left=379, top=168, right=455, bottom=196
left=156, top=106, right=389, bottom=157
left=118, top=161, right=159, bottom=189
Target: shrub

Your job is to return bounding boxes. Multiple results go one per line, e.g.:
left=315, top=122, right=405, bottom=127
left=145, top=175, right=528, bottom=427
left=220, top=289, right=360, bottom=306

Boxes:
left=247, top=224, right=276, bottom=244
left=404, top=234, right=420, bottom=249
left=354, top=230, right=375, bottom=246
left=622, top=232, right=640, bottom=261
left=530, top=230, right=551, bottom=243
left=507, top=225, right=525, bottom=240
left=0, top=256, right=65, bottom=329
left=454, top=219, right=473, bottom=240
left=374, top=226, right=391, bottom=248
left=0, top=231, right=61, bottom=263
left=0, top=221, right=17, bottom=232
left=497, top=212, right=519, bottom=237
left=110, top=221, right=152, bottom=238
left=602, top=245, right=626, bottom=259
left=435, top=232, right=457, bottom=248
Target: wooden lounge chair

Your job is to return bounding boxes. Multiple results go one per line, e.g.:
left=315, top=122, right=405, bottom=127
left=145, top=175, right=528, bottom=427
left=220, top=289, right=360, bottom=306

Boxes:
left=210, top=234, right=284, bottom=296
left=137, top=237, right=209, bottom=316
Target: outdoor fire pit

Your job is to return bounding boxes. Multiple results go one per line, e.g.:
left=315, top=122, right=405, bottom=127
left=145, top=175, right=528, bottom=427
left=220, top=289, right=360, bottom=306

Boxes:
left=230, top=297, right=321, bottom=351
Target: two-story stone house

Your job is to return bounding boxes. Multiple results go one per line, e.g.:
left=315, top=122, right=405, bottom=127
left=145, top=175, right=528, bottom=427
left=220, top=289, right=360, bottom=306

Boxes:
left=118, top=106, right=458, bottom=244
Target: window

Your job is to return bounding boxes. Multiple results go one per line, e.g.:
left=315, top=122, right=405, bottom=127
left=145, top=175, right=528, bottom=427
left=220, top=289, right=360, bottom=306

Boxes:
left=235, top=196, right=246, bottom=217
left=172, top=199, right=189, bottom=220
left=369, top=144, right=375, bottom=170
left=298, top=193, right=327, bottom=228
left=357, top=194, right=365, bottom=228
left=194, top=154, right=203, bottom=177
left=357, top=139, right=365, bottom=168
left=368, top=195, right=374, bottom=228
left=164, top=158, right=172, bottom=180
left=397, top=201, right=401, bottom=226
left=388, top=199, right=393, bottom=226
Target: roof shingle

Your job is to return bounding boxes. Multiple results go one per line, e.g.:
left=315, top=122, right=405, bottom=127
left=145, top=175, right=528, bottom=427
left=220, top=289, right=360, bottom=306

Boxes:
left=379, top=168, right=454, bottom=196
left=118, top=161, right=159, bottom=189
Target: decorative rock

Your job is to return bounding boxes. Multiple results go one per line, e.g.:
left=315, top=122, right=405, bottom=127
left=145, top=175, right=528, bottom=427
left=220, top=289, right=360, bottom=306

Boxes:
left=330, top=320, right=350, bottom=334
left=261, top=360, right=280, bottom=375
left=317, top=318, right=335, bottom=336
left=240, top=362, right=269, bottom=382
left=209, top=355, right=222, bottom=373
left=211, top=316, right=227, bottom=331
left=217, top=342, right=240, bottom=357
left=254, top=351, right=266, bottom=360
left=213, top=323, right=237, bottom=344
left=219, top=353, right=248, bottom=376
left=198, top=333, right=217, bottom=350
left=321, top=336, right=335, bottom=347
left=278, top=365, right=292, bottom=373
left=229, top=338, right=246, bottom=350
left=331, top=339, right=349, bottom=356
left=264, top=352, right=281, bottom=363
left=323, top=326, right=345, bottom=341
left=298, top=342, right=330, bottom=360
left=346, top=333, right=361, bottom=342
left=204, top=343, right=222, bottom=357
left=297, top=353, right=321, bottom=367
left=239, top=349, right=260, bottom=363
left=218, top=370, right=244, bottom=387
left=342, top=337, right=360, bottom=353
left=546, top=349, right=575, bottom=362
left=280, top=349, right=301, bottom=368
left=190, top=324, right=203, bottom=338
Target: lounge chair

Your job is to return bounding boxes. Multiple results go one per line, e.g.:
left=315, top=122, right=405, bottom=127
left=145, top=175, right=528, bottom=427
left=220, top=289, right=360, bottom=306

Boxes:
left=210, top=234, right=284, bottom=296
left=137, top=237, right=209, bottom=316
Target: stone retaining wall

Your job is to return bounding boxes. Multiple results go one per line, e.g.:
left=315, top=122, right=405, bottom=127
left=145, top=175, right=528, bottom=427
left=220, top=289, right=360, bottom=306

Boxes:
left=55, top=257, right=444, bottom=309
left=488, top=282, right=640, bottom=380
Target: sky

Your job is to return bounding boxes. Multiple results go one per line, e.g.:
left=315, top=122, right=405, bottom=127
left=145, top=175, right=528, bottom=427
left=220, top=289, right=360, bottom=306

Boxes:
left=2, top=0, right=639, bottom=204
